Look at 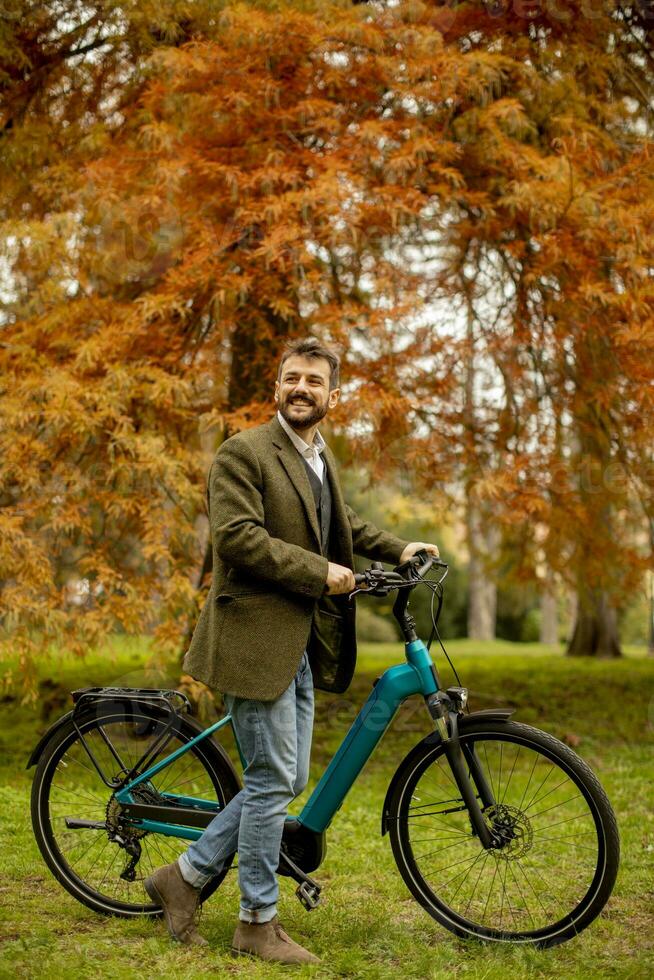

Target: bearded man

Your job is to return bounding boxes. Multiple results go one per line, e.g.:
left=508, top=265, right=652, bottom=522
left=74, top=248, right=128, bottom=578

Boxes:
left=145, top=337, right=439, bottom=964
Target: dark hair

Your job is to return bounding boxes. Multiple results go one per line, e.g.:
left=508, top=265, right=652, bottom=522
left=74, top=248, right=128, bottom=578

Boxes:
left=277, top=336, right=340, bottom=390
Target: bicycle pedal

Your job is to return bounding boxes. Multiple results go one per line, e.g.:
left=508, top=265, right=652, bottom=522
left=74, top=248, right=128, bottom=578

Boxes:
left=295, top=880, right=321, bottom=910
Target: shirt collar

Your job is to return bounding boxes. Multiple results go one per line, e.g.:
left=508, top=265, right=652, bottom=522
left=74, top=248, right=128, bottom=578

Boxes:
left=277, top=409, right=326, bottom=458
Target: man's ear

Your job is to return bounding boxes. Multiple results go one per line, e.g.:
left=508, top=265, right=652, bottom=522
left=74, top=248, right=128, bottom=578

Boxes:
left=328, top=387, right=340, bottom=408
left=274, top=380, right=280, bottom=403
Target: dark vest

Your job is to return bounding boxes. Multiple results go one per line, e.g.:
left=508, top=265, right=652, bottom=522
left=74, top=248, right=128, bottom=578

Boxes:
left=301, top=455, right=332, bottom=556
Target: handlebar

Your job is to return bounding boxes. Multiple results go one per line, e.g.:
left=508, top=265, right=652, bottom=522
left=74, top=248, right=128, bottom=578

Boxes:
left=351, top=549, right=446, bottom=597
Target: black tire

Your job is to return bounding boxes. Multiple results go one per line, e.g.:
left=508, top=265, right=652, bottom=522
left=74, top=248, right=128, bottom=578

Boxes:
left=387, top=719, right=619, bottom=947
left=31, top=701, right=240, bottom=918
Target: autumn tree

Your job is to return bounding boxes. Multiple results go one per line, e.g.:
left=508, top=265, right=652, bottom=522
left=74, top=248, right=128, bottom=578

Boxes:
left=2, top=0, right=653, bottom=698
left=0, top=2, right=464, bottom=692
left=402, top=1, right=654, bottom=656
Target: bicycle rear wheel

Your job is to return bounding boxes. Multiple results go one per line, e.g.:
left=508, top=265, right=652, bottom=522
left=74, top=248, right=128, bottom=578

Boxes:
left=31, top=701, right=240, bottom=917
left=387, top=719, right=619, bottom=947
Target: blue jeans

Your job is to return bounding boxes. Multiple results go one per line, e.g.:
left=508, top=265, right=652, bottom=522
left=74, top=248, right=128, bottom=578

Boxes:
left=177, top=650, right=314, bottom=923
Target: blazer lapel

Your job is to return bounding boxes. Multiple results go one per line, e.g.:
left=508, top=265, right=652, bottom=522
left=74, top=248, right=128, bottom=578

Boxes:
left=270, top=415, right=322, bottom=550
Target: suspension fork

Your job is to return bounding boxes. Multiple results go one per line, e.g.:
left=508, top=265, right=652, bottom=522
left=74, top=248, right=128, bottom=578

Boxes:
left=461, top=741, right=496, bottom=810
left=425, top=692, right=498, bottom=850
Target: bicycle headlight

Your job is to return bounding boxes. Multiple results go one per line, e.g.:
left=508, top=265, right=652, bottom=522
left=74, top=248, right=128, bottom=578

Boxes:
left=446, top=686, right=468, bottom=710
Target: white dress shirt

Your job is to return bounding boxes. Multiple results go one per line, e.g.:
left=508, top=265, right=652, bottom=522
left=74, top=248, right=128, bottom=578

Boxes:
left=277, top=409, right=326, bottom=482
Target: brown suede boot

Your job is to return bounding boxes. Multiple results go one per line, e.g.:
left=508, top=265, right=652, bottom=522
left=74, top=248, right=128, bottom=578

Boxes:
left=144, top=860, right=208, bottom=946
left=231, top=915, right=320, bottom=965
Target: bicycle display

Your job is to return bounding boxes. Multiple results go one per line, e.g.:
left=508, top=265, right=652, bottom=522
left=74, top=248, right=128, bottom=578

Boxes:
left=27, top=550, right=619, bottom=947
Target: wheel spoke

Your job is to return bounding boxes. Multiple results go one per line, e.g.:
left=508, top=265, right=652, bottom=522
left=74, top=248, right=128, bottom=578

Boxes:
left=522, top=765, right=555, bottom=813
left=529, top=811, right=592, bottom=832
left=506, top=859, right=535, bottom=929
left=412, top=837, right=474, bottom=862
left=523, top=775, right=575, bottom=812
left=481, top=855, right=500, bottom=923
left=500, top=746, right=521, bottom=805
left=528, top=796, right=584, bottom=820
left=515, top=856, right=551, bottom=921
left=462, top=852, right=490, bottom=917
left=531, top=835, right=597, bottom=851
left=447, top=849, right=486, bottom=905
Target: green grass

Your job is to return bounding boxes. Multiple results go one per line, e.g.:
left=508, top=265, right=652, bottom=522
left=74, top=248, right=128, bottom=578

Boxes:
left=0, top=638, right=653, bottom=979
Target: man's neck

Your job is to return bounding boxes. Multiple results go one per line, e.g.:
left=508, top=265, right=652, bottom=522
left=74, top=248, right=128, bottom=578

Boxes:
left=277, top=409, right=319, bottom=447
left=291, top=422, right=319, bottom=445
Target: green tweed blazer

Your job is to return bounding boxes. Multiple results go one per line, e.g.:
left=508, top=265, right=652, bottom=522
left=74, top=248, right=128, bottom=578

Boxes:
left=182, top=414, right=410, bottom=702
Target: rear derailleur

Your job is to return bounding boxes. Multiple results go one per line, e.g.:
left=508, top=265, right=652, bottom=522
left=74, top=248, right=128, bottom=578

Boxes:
left=105, top=793, right=149, bottom=882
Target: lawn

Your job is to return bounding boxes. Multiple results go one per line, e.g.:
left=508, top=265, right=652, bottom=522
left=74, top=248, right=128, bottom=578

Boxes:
left=0, top=637, right=652, bottom=979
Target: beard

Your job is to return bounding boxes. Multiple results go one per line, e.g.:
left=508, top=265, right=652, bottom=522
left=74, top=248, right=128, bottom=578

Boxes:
left=279, top=394, right=328, bottom=430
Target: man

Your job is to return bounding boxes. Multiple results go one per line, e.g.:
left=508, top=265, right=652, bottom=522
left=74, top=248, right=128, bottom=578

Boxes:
left=144, top=337, right=439, bottom=965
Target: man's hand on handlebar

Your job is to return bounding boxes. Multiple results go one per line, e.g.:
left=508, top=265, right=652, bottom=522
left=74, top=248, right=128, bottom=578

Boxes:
left=398, top=541, right=440, bottom=564
left=324, top=546, right=442, bottom=596
left=324, top=561, right=357, bottom=595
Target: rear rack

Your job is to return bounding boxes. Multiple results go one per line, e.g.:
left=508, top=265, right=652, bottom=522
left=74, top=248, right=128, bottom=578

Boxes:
left=70, top=686, right=191, bottom=790
left=71, top=686, right=191, bottom=711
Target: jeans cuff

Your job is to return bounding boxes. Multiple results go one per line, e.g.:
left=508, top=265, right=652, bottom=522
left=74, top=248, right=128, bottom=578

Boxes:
left=177, top=851, right=210, bottom=888
left=239, top=903, right=277, bottom=924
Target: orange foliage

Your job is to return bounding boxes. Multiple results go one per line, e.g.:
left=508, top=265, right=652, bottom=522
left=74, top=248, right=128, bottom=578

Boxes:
left=1, top=2, right=654, bottom=688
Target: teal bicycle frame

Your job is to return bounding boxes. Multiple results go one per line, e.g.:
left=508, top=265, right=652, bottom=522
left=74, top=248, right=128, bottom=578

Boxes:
left=113, top=638, right=438, bottom=840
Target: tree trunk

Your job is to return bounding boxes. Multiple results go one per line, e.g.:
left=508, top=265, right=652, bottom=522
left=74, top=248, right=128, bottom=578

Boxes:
left=466, top=501, right=497, bottom=641
left=179, top=303, right=294, bottom=664
left=566, top=331, right=623, bottom=658
left=648, top=571, right=654, bottom=657
left=461, top=275, right=497, bottom=643
left=566, top=585, right=622, bottom=657
left=539, top=585, right=558, bottom=645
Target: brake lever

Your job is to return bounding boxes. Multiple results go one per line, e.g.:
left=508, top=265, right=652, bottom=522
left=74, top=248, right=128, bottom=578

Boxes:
left=349, top=568, right=383, bottom=600
left=348, top=569, right=411, bottom=600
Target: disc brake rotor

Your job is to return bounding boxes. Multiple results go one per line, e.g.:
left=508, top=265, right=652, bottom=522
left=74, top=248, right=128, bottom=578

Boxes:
left=487, top=803, right=533, bottom=860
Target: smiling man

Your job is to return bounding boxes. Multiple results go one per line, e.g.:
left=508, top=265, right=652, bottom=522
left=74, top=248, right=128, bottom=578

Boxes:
left=145, top=337, right=439, bottom=965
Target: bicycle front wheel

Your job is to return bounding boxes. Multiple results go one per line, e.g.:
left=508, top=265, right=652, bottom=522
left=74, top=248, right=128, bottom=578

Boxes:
left=387, top=719, right=619, bottom=947
left=31, top=701, right=240, bottom=918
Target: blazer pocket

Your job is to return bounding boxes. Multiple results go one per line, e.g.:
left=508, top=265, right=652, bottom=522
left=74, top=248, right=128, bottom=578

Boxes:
left=216, top=591, right=269, bottom=602
left=311, top=604, right=345, bottom=650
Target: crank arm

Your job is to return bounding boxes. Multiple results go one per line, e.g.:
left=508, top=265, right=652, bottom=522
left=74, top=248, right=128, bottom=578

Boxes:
left=278, top=847, right=322, bottom=911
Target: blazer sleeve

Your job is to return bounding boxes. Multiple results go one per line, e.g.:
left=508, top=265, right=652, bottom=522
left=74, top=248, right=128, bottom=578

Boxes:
left=344, top=503, right=410, bottom=566
left=209, top=436, right=329, bottom=599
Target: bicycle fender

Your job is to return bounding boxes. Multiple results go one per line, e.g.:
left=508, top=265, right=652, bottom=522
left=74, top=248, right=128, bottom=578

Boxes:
left=380, top=708, right=514, bottom=835
left=26, top=709, right=75, bottom=769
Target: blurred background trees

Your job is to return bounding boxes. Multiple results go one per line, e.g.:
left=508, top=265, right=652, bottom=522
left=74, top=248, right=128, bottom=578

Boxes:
left=1, top=1, right=653, bottom=693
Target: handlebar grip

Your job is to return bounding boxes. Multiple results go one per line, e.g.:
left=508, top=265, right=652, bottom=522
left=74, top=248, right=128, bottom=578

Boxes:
left=415, top=550, right=436, bottom=578
left=353, top=573, right=367, bottom=585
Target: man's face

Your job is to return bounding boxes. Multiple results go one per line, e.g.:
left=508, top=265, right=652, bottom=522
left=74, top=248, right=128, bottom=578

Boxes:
left=274, top=354, right=340, bottom=431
